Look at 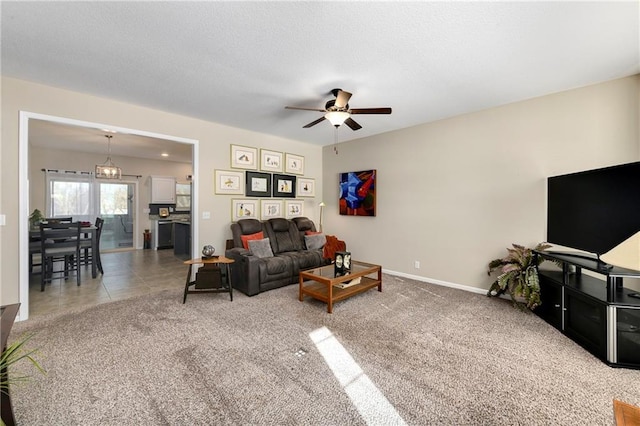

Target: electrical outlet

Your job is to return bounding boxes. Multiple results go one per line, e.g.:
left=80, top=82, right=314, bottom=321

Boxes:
left=414, top=260, right=420, bottom=269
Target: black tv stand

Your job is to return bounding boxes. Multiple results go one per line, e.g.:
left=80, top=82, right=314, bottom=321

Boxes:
left=545, top=250, right=614, bottom=270
left=595, top=254, right=614, bottom=271
left=534, top=251, right=640, bottom=369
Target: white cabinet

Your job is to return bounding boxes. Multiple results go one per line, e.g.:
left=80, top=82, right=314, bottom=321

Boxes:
left=151, top=176, right=176, bottom=203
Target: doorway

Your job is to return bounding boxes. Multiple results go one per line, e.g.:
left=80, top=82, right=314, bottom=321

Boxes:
left=99, top=181, right=136, bottom=251
left=19, top=111, right=199, bottom=321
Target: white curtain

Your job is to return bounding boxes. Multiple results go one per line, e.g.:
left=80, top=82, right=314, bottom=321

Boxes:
left=44, top=170, right=97, bottom=223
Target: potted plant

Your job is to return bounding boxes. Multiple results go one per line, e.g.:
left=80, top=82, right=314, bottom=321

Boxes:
left=28, top=209, right=44, bottom=231
left=1, top=333, right=45, bottom=426
left=487, top=242, right=551, bottom=310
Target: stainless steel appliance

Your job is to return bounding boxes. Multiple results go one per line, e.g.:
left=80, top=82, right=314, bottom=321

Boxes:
left=156, top=219, right=174, bottom=249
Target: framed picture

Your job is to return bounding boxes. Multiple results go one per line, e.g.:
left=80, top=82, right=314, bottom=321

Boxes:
left=285, top=153, right=304, bottom=175
left=272, top=174, right=297, bottom=198
left=231, top=144, right=258, bottom=170
left=339, top=169, right=376, bottom=216
left=231, top=199, right=259, bottom=222
left=297, top=177, right=315, bottom=197
left=260, top=149, right=283, bottom=173
left=245, top=171, right=272, bottom=197
left=285, top=199, right=304, bottom=218
left=214, top=169, right=244, bottom=195
left=260, top=199, right=284, bottom=220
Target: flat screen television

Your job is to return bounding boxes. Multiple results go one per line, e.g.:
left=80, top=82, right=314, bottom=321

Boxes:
left=547, top=161, right=640, bottom=259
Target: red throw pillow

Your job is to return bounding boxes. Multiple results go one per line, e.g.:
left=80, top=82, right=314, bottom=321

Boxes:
left=305, top=231, right=321, bottom=235
left=241, top=231, right=264, bottom=249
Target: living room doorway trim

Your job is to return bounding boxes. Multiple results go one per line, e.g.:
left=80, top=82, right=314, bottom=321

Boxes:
left=18, top=111, right=199, bottom=321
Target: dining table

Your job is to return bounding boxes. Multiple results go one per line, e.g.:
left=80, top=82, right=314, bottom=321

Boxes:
left=30, top=225, right=98, bottom=279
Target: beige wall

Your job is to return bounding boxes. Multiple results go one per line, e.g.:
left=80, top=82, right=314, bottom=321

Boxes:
left=2, top=75, right=638, bottom=307
left=29, top=146, right=192, bottom=246
left=322, top=75, right=640, bottom=291
left=1, top=76, right=323, bottom=306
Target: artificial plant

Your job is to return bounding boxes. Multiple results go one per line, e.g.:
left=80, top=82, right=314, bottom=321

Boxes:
left=0, top=333, right=45, bottom=400
left=28, top=209, right=45, bottom=230
left=487, top=242, right=551, bottom=310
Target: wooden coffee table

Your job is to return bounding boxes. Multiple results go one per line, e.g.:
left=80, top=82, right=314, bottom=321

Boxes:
left=299, top=260, right=382, bottom=313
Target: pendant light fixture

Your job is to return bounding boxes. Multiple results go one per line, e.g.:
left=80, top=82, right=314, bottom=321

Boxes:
left=95, top=134, right=122, bottom=179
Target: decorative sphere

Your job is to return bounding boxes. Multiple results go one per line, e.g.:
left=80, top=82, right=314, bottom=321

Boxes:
left=202, top=245, right=216, bottom=257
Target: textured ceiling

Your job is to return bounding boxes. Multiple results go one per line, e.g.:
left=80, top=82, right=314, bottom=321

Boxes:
left=2, top=1, right=639, bottom=158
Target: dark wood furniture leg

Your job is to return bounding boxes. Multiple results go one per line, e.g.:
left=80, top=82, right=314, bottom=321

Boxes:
left=91, top=231, right=97, bottom=278
left=225, top=264, right=233, bottom=302
left=183, top=264, right=194, bottom=304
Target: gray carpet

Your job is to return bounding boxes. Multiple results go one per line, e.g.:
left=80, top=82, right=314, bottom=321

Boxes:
left=9, top=274, right=640, bottom=425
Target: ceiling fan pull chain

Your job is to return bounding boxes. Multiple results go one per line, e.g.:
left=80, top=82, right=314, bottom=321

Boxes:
left=334, top=127, right=339, bottom=155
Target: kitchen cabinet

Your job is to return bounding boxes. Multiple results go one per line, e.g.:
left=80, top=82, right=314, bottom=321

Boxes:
left=151, top=176, right=176, bottom=203
left=174, top=221, right=191, bottom=258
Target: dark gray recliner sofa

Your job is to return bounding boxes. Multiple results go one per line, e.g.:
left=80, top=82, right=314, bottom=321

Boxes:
left=225, top=217, right=328, bottom=296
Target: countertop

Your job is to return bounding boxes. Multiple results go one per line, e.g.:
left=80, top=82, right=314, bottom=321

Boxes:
left=149, top=214, right=191, bottom=222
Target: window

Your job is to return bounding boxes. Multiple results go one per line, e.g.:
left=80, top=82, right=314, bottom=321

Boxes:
left=46, top=171, right=95, bottom=222
left=50, top=180, right=92, bottom=216
left=176, top=183, right=191, bottom=211
left=100, top=183, right=129, bottom=215
left=44, top=170, right=137, bottom=251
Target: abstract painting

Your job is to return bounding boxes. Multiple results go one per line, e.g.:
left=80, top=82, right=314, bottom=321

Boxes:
left=339, top=169, right=376, bottom=216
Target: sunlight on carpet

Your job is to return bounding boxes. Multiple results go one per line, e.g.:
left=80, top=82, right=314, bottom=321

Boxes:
left=310, top=326, right=407, bottom=426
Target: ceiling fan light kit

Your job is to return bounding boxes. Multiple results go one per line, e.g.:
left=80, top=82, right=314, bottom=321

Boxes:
left=325, top=111, right=350, bottom=127
left=285, top=88, right=392, bottom=131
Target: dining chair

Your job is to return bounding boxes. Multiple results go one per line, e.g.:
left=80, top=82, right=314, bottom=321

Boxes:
left=29, top=218, right=72, bottom=275
left=28, top=218, right=71, bottom=275
left=40, top=222, right=81, bottom=291
left=79, top=217, right=104, bottom=274
left=29, top=240, right=41, bottom=275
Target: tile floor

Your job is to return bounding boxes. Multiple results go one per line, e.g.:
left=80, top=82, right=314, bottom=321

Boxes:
left=29, top=249, right=187, bottom=318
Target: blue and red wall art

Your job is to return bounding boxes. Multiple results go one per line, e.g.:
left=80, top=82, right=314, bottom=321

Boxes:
left=339, top=169, right=376, bottom=216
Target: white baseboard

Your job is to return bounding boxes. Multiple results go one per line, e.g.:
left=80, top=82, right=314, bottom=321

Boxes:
left=382, top=268, right=488, bottom=295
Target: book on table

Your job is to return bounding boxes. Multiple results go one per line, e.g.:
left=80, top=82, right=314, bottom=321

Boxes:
left=335, top=276, right=361, bottom=289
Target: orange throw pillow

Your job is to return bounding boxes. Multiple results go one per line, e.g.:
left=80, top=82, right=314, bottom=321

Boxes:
left=241, top=231, right=264, bottom=249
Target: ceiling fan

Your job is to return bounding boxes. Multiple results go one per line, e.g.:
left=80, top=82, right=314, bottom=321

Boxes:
left=285, top=88, right=392, bottom=131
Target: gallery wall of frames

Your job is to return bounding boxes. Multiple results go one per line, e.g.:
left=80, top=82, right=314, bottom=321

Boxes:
left=215, top=145, right=317, bottom=221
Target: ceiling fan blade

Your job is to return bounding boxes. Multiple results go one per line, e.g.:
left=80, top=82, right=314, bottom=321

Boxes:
left=349, top=107, right=392, bottom=114
left=344, top=117, right=362, bottom=131
left=303, top=116, right=326, bottom=128
left=285, top=106, right=326, bottom=112
left=334, top=90, right=352, bottom=109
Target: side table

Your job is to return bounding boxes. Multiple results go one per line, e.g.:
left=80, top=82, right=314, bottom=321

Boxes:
left=183, top=256, right=234, bottom=303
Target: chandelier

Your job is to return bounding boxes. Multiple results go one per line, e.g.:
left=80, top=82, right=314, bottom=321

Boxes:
left=95, top=134, right=121, bottom=179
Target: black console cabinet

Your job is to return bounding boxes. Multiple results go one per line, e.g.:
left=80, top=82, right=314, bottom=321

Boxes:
left=535, top=251, right=640, bottom=369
